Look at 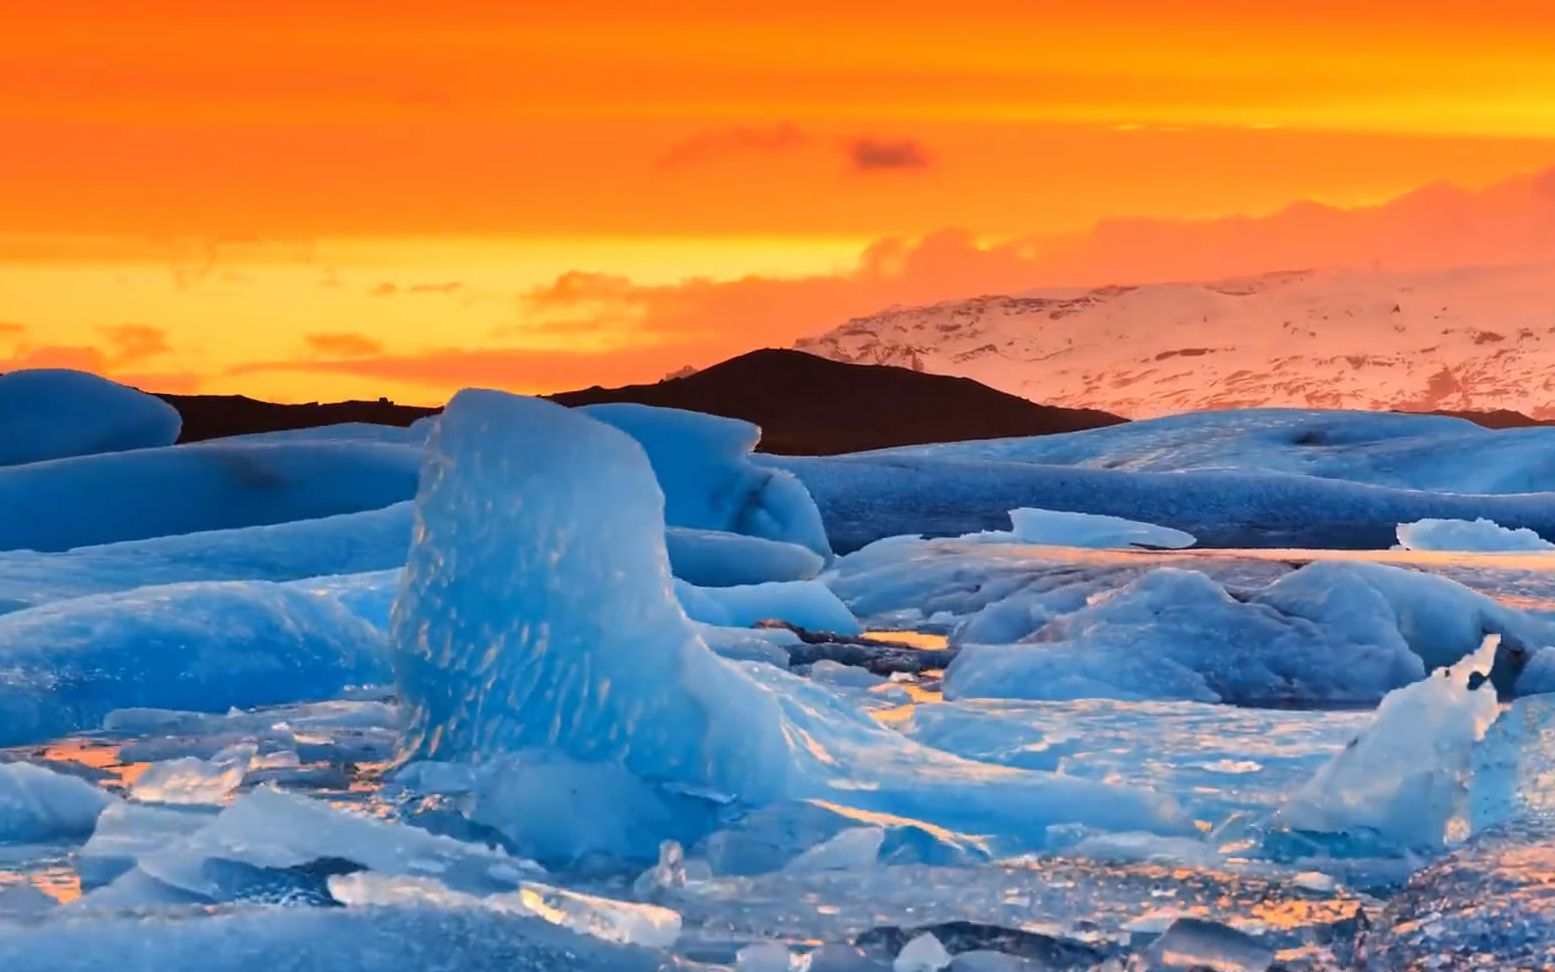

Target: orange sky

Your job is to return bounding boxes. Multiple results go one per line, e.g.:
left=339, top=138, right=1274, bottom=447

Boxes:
left=5, top=1, right=1555, bottom=401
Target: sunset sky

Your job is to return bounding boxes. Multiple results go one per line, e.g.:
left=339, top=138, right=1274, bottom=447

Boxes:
left=7, top=1, right=1555, bottom=402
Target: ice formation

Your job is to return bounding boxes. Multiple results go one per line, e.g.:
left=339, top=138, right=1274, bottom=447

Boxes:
left=0, top=581, right=389, bottom=746
left=0, top=439, right=420, bottom=552
left=965, top=507, right=1195, bottom=549
left=1396, top=516, right=1555, bottom=552
left=328, top=872, right=682, bottom=948
left=0, top=368, right=181, bottom=467
left=0, top=504, right=413, bottom=613
left=1278, top=637, right=1502, bottom=849
left=665, top=527, right=824, bottom=586
left=936, top=560, right=1548, bottom=705
left=0, top=760, right=115, bottom=843
left=130, top=744, right=256, bottom=806
left=582, top=403, right=831, bottom=557
left=391, top=390, right=1187, bottom=849
left=675, top=579, right=862, bottom=634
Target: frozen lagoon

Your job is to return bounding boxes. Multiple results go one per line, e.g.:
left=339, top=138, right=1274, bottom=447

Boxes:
left=4, top=377, right=1555, bottom=969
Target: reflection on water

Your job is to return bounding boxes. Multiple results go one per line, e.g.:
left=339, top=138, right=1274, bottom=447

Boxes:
left=861, top=630, right=950, bottom=651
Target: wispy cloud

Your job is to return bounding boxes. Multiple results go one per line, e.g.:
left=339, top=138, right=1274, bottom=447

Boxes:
left=655, top=123, right=811, bottom=168
left=847, top=137, right=932, bottom=172
left=96, top=324, right=171, bottom=364
left=305, top=332, right=383, bottom=357
left=368, top=281, right=464, bottom=297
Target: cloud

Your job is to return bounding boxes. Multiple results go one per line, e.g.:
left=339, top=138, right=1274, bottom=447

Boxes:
left=369, top=281, right=463, bottom=297
left=305, top=332, right=383, bottom=357
left=655, top=123, right=811, bottom=168
left=96, top=324, right=171, bottom=364
left=4, top=345, right=109, bottom=372
left=229, top=343, right=708, bottom=398
left=847, top=137, right=932, bottom=172
left=0, top=322, right=24, bottom=335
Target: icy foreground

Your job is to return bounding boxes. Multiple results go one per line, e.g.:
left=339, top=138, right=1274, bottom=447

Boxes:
left=391, top=390, right=1186, bottom=844
left=11, top=389, right=1555, bottom=966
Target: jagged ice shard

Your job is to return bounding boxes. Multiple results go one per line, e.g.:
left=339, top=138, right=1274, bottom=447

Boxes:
left=391, top=390, right=1189, bottom=846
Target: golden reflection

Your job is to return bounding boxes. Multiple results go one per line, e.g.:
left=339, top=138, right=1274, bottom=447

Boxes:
left=862, top=630, right=950, bottom=651
left=31, top=738, right=148, bottom=790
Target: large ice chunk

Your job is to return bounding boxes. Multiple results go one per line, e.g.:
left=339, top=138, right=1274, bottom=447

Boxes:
left=676, top=579, right=861, bottom=635
left=0, top=761, right=114, bottom=843
left=0, top=439, right=419, bottom=552
left=391, top=391, right=1188, bottom=849
left=665, top=527, right=824, bottom=586
left=133, top=785, right=535, bottom=901
left=1277, top=637, right=1502, bottom=850
left=0, top=581, right=389, bottom=746
left=1396, top=516, right=1555, bottom=552
left=966, top=507, right=1194, bottom=550
left=582, top=403, right=830, bottom=557
left=0, top=369, right=180, bottom=467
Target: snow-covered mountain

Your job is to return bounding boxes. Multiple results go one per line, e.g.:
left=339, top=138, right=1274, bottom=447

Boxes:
left=796, top=264, right=1555, bottom=418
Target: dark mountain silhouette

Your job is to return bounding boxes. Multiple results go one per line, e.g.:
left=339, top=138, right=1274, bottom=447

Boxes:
left=1418, top=408, right=1555, bottom=429
left=160, top=394, right=436, bottom=443
left=160, top=349, right=1125, bottom=453
left=547, top=349, right=1126, bottom=453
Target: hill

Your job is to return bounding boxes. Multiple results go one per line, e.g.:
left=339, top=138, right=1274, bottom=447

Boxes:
left=161, top=350, right=1124, bottom=453
left=547, top=349, right=1125, bottom=454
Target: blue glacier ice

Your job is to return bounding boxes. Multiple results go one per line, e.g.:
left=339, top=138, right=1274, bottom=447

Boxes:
left=0, top=504, right=413, bottom=613
left=0, top=760, right=115, bottom=843
left=858, top=408, right=1555, bottom=494
left=0, top=903, right=663, bottom=972
left=961, top=507, right=1195, bottom=549
left=1396, top=516, right=1555, bottom=553
left=943, top=561, right=1549, bottom=705
left=391, top=390, right=1188, bottom=852
left=582, top=403, right=831, bottom=557
left=665, top=527, right=824, bottom=586
left=0, top=369, right=181, bottom=467
left=0, top=581, right=390, bottom=745
left=0, top=439, right=421, bottom=552
left=675, top=579, right=862, bottom=634
left=1277, top=637, right=1501, bottom=850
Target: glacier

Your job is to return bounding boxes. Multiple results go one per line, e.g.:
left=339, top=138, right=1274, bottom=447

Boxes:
left=0, top=581, right=389, bottom=746
left=0, top=369, right=181, bottom=467
left=0, top=439, right=421, bottom=552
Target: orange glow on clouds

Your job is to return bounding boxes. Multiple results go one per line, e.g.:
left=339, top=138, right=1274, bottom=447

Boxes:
left=5, top=2, right=1555, bottom=401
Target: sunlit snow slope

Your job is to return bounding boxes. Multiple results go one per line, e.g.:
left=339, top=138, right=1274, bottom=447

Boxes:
left=798, top=264, right=1555, bottom=418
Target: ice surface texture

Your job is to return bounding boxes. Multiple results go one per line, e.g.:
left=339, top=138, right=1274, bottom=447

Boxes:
left=773, top=431, right=1555, bottom=552
left=0, top=439, right=421, bottom=552
left=0, top=581, right=389, bottom=746
left=391, top=390, right=1187, bottom=847
left=943, top=561, right=1548, bottom=705
left=0, top=368, right=180, bottom=467
left=0, top=504, right=413, bottom=613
